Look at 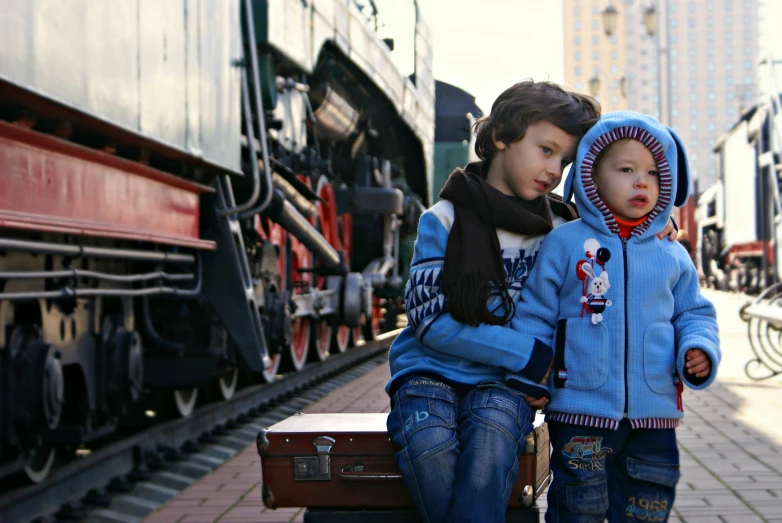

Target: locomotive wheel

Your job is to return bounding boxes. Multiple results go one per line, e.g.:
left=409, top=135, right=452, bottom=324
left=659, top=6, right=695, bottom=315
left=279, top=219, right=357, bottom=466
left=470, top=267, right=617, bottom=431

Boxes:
left=261, top=354, right=282, bottom=383
left=213, top=368, right=239, bottom=401
left=285, top=318, right=310, bottom=372
left=24, top=446, right=56, bottom=484
left=361, top=297, right=383, bottom=341
left=332, top=325, right=350, bottom=353
left=172, top=388, right=199, bottom=418
left=310, top=321, right=332, bottom=362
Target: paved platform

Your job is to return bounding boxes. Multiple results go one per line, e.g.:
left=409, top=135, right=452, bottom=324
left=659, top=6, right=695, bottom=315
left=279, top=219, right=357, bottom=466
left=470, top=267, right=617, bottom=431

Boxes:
left=143, top=290, right=782, bottom=522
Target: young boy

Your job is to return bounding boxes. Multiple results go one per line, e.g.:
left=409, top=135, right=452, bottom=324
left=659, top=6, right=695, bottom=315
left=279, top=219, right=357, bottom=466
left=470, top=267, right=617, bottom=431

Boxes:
left=384, top=80, right=600, bottom=523
left=511, top=111, right=721, bottom=522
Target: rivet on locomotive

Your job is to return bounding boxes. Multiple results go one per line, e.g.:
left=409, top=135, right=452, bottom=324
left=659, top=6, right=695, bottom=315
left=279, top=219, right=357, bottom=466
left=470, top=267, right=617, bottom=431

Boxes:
left=0, top=0, right=433, bottom=483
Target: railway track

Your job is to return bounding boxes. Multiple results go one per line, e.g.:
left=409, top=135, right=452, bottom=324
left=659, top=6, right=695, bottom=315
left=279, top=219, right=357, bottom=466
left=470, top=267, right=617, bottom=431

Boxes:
left=0, top=330, right=400, bottom=523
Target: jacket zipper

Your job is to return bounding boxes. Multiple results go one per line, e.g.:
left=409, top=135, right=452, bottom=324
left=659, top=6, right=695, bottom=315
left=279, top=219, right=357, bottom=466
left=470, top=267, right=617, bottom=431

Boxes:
left=622, top=237, right=629, bottom=417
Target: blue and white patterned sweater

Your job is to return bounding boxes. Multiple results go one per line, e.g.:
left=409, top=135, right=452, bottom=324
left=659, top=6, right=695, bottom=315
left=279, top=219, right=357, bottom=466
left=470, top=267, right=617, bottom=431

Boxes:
left=385, top=199, right=562, bottom=397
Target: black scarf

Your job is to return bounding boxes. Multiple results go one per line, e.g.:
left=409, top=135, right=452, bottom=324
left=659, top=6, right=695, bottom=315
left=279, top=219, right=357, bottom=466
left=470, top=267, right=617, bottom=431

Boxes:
left=439, top=161, right=578, bottom=327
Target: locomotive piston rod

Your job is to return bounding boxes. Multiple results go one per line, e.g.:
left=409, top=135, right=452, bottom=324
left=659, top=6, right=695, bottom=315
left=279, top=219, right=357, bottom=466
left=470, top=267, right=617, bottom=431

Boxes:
left=264, top=190, right=345, bottom=275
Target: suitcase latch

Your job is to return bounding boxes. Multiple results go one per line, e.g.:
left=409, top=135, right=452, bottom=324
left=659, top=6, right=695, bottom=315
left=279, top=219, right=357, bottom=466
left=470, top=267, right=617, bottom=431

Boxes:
left=294, top=436, right=336, bottom=481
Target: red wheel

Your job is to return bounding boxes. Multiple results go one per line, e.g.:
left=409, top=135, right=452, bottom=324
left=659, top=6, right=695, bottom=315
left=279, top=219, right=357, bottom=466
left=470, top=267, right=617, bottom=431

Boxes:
left=363, top=296, right=382, bottom=341
left=333, top=325, right=350, bottom=353
left=257, top=217, right=287, bottom=382
left=310, top=320, right=332, bottom=361
left=285, top=181, right=313, bottom=371
left=261, top=353, right=281, bottom=383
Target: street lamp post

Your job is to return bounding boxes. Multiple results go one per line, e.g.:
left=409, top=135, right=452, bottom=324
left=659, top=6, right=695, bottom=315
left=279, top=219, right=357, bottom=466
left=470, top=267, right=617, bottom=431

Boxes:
left=601, top=0, right=671, bottom=125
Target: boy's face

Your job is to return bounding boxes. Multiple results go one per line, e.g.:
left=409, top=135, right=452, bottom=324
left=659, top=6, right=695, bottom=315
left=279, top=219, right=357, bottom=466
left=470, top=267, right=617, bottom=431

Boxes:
left=487, top=120, right=578, bottom=200
left=593, top=139, right=660, bottom=221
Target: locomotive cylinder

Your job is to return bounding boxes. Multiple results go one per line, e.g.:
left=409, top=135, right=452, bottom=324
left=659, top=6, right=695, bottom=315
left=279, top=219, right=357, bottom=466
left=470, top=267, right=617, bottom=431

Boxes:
left=309, top=81, right=361, bottom=142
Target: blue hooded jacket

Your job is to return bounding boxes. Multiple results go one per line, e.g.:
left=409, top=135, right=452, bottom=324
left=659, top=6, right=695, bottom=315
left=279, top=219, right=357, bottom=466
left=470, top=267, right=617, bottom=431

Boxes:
left=510, top=111, right=721, bottom=429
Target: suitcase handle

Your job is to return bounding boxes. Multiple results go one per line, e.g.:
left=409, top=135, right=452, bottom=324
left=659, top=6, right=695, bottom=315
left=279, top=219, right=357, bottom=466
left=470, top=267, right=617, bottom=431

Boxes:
left=340, top=465, right=403, bottom=481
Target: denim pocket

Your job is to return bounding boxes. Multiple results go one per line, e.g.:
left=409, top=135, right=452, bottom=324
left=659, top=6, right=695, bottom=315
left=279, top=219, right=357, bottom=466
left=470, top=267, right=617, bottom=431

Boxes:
left=643, top=323, right=677, bottom=394
left=565, top=480, right=609, bottom=516
left=624, top=458, right=679, bottom=521
left=626, top=457, right=680, bottom=488
left=397, top=381, right=458, bottom=433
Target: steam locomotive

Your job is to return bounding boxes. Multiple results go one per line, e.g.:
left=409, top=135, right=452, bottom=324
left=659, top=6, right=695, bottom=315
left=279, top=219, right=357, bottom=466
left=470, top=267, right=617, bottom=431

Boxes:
left=0, top=0, right=433, bottom=483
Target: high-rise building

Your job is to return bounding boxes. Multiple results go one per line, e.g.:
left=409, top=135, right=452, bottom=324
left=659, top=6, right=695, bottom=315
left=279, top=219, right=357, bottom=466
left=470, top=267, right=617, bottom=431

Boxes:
left=563, top=0, right=760, bottom=192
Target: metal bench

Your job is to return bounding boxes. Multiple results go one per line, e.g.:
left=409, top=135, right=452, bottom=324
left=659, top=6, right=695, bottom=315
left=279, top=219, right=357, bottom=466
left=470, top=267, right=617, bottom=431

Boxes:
left=739, top=282, right=782, bottom=380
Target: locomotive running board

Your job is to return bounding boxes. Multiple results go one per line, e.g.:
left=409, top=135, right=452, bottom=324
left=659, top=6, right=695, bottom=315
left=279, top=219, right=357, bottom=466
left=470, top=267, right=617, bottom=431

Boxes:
left=0, top=121, right=215, bottom=249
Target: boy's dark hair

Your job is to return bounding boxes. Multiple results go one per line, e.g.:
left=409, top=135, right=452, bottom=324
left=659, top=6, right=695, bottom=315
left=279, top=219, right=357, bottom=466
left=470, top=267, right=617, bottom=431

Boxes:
left=473, top=80, right=601, bottom=160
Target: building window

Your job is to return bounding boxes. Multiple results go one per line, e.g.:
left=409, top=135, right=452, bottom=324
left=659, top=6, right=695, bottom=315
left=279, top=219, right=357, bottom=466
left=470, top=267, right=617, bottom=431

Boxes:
left=707, top=62, right=714, bottom=71
left=706, top=32, right=713, bottom=42
left=691, top=153, right=698, bottom=162
left=575, top=51, right=581, bottom=61
left=672, top=108, right=679, bottom=117
left=691, top=122, right=698, bottom=131
left=707, top=16, right=714, bottom=27
left=744, top=45, right=752, bottom=56
left=593, top=35, right=599, bottom=45
left=574, top=36, right=581, bottom=45
left=708, top=106, right=716, bottom=116
left=672, top=94, right=679, bottom=103
left=670, top=78, right=677, bottom=87
left=743, top=14, right=751, bottom=25
left=745, top=75, right=753, bottom=84
left=726, top=76, right=734, bottom=85
left=744, top=60, right=752, bottom=70
left=690, top=93, right=697, bottom=102
left=672, top=48, right=678, bottom=58
left=707, top=2, right=713, bottom=11
left=611, top=50, right=618, bottom=59
left=612, top=95, right=619, bottom=105
left=575, top=66, right=581, bottom=76
left=576, top=81, right=583, bottom=90
left=707, top=46, right=714, bottom=57
left=708, top=77, right=715, bottom=87
left=725, top=0, right=732, bottom=11
left=689, top=78, right=697, bottom=87
left=708, top=92, right=715, bottom=100
left=671, top=34, right=678, bottom=43
left=672, top=63, right=679, bottom=73
left=726, top=46, right=733, bottom=56
left=593, top=51, right=600, bottom=60
left=574, top=21, right=581, bottom=31
left=671, top=18, right=678, bottom=28
left=688, top=17, right=695, bottom=28
left=574, top=6, right=580, bottom=15
left=709, top=121, right=716, bottom=131
left=727, top=62, right=733, bottom=70
left=725, top=15, right=732, bottom=26
left=689, top=48, right=696, bottom=57
left=726, top=32, right=733, bottom=41
left=593, top=19, right=600, bottom=30
left=689, top=2, right=696, bottom=12
left=744, top=30, right=751, bottom=41
left=690, top=63, right=696, bottom=73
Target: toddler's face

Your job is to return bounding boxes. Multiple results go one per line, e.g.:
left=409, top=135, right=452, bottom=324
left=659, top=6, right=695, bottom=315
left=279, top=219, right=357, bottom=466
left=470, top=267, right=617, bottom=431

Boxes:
left=593, top=139, right=660, bottom=221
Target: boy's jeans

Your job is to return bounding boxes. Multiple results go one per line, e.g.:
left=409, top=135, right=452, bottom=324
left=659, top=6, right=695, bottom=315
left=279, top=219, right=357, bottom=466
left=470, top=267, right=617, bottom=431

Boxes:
left=546, top=420, right=680, bottom=522
left=387, top=376, right=535, bottom=523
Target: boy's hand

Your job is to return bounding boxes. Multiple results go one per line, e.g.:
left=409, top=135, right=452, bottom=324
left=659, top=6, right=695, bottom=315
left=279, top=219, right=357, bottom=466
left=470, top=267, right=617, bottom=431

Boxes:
left=525, top=395, right=549, bottom=408
left=657, top=217, right=677, bottom=241
left=685, top=349, right=711, bottom=378
left=525, top=364, right=552, bottom=408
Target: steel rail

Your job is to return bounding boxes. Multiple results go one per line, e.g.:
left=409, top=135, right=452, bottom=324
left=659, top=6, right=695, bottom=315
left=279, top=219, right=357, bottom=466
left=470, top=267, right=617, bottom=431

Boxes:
left=0, top=330, right=400, bottom=523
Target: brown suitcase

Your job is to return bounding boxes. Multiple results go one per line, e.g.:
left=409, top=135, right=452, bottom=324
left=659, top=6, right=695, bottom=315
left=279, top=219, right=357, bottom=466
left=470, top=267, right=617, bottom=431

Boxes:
left=256, top=412, right=550, bottom=510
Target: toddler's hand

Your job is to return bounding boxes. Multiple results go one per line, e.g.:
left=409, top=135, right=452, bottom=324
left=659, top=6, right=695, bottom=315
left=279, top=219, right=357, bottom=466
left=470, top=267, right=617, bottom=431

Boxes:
left=685, top=349, right=711, bottom=378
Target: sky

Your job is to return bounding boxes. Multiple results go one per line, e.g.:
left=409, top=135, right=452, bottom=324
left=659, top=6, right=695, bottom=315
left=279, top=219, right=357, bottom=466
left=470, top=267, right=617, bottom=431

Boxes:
left=375, top=0, right=565, bottom=114
left=376, top=0, right=782, bottom=113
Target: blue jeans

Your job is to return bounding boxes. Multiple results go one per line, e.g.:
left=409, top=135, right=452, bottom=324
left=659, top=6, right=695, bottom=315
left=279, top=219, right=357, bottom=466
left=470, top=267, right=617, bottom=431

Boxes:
left=387, top=376, right=535, bottom=523
left=545, top=420, right=680, bottom=522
